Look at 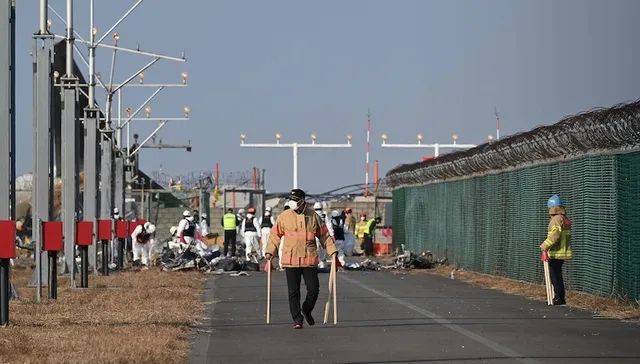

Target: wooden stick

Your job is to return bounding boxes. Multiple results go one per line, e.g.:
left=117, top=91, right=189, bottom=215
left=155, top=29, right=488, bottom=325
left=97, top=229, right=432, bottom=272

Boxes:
left=332, top=255, right=338, bottom=325
left=543, top=259, right=553, bottom=305
left=323, top=261, right=333, bottom=324
left=266, top=259, right=271, bottom=324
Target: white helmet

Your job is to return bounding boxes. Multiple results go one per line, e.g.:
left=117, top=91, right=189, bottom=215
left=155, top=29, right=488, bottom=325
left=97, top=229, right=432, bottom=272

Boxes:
left=113, top=208, right=119, bottom=214
left=146, top=224, right=156, bottom=234
left=182, top=210, right=191, bottom=217
left=238, top=208, right=245, bottom=215
left=313, top=202, right=322, bottom=210
left=201, top=213, right=207, bottom=218
left=169, top=226, right=178, bottom=236
left=265, top=206, right=272, bottom=212
left=331, top=210, right=340, bottom=217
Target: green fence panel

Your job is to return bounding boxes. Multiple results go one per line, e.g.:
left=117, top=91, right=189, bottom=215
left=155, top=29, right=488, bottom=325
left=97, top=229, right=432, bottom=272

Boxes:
left=392, top=152, right=640, bottom=300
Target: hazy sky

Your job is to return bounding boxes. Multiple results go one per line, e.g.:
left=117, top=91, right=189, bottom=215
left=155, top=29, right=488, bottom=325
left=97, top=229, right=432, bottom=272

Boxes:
left=13, top=0, right=640, bottom=193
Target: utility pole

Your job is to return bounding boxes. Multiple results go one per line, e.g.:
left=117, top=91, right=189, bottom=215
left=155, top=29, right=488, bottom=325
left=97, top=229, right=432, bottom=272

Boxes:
left=33, top=0, right=54, bottom=302
left=380, top=133, right=476, bottom=157
left=60, top=0, right=78, bottom=288
left=240, top=133, right=352, bottom=189
left=83, top=0, right=99, bottom=274
left=365, top=111, right=371, bottom=196
left=0, top=0, right=16, bottom=324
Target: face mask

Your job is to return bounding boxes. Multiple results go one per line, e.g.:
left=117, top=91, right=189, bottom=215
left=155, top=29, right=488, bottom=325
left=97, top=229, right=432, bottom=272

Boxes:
left=285, top=200, right=299, bottom=210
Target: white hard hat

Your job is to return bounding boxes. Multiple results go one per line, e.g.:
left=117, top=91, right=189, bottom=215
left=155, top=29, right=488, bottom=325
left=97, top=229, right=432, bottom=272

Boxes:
left=169, top=226, right=178, bottom=236
left=146, top=224, right=156, bottom=234
left=265, top=206, right=272, bottom=212
left=144, top=221, right=151, bottom=230
left=331, top=210, right=339, bottom=217
left=201, top=213, right=207, bottom=218
left=182, top=210, right=191, bottom=217
left=113, top=208, right=119, bottom=214
left=313, top=202, right=322, bottom=210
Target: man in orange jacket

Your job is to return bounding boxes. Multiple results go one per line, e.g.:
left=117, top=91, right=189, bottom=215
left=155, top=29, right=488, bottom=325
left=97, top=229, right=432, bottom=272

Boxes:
left=265, top=189, right=337, bottom=329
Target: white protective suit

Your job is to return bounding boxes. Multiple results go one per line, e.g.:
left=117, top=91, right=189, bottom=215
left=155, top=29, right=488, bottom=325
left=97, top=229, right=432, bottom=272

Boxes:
left=131, top=224, right=155, bottom=266
left=314, top=208, right=333, bottom=268
left=199, top=219, right=210, bottom=236
left=259, top=213, right=276, bottom=257
left=177, top=217, right=208, bottom=256
left=240, top=214, right=261, bottom=260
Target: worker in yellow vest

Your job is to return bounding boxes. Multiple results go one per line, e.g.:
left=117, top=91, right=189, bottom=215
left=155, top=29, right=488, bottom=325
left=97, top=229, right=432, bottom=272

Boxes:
left=221, top=208, right=239, bottom=257
left=539, top=194, right=573, bottom=305
left=363, top=216, right=381, bottom=257
left=354, top=213, right=368, bottom=255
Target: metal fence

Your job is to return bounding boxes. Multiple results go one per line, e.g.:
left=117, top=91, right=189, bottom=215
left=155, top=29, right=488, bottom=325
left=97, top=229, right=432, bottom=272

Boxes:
left=389, top=101, right=640, bottom=301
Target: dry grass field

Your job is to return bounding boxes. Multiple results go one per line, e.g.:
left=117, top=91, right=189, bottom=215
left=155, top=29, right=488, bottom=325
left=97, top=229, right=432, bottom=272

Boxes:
left=0, top=264, right=205, bottom=363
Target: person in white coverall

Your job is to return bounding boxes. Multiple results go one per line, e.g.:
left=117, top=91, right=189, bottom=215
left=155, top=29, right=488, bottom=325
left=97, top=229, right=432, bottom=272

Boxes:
left=259, top=207, right=276, bottom=257
left=241, top=207, right=261, bottom=260
left=330, top=210, right=347, bottom=266
left=131, top=222, right=156, bottom=267
left=177, top=210, right=208, bottom=256
left=199, top=213, right=210, bottom=236
left=313, top=202, right=333, bottom=268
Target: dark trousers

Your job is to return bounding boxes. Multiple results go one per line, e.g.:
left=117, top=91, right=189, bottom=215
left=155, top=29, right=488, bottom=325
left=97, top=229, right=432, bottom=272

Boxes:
left=364, top=235, right=374, bottom=256
left=223, top=230, right=237, bottom=256
left=548, top=259, right=566, bottom=302
left=285, top=267, right=320, bottom=324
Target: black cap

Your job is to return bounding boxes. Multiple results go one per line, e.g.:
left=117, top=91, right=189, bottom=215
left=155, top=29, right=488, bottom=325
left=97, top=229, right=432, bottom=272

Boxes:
left=289, top=188, right=305, bottom=201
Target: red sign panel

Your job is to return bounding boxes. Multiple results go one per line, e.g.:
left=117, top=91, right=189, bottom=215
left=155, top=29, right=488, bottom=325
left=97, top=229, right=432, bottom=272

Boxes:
left=97, top=220, right=112, bottom=241
left=43, top=221, right=64, bottom=252
left=76, top=221, right=94, bottom=246
left=0, top=220, right=16, bottom=259
left=115, top=220, right=128, bottom=239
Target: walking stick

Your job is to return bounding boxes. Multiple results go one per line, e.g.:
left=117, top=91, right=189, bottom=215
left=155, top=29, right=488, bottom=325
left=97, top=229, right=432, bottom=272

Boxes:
left=266, top=259, right=272, bottom=324
left=541, top=251, right=554, bottom=305
left=323, top=258, right=333, bottom=324
left=332, top=254, right=338, bottom=325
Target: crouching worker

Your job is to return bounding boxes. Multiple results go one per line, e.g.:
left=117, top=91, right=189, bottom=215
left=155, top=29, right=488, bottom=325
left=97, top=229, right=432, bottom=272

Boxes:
left=539, top=194, right=573, bottom=305
left=131, top=222, right=156, bottom=269
left=264, top=188, right=337, bottom=329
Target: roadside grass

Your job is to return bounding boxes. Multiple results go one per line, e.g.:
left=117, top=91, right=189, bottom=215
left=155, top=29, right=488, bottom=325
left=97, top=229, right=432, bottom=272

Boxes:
left=0, top=265, right=205, bottom=363
left=422, top=265, right=640, bottom=322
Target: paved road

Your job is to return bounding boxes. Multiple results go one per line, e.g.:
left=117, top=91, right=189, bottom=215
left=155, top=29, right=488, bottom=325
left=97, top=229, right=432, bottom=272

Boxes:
left=190, top=270, right=640, bottom=363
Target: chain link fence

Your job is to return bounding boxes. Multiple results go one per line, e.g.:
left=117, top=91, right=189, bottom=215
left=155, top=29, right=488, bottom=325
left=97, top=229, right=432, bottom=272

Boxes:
left=389, top=101, right=640, bottom=301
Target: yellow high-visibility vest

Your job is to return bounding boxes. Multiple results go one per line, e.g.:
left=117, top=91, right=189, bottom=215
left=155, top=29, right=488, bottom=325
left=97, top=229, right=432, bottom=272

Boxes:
left=223, top=213, right=237, bottom=230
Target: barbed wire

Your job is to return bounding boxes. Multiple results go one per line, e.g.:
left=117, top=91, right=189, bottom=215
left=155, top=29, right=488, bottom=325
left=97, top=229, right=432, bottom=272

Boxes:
left=386, top=100, right=640, bottom=188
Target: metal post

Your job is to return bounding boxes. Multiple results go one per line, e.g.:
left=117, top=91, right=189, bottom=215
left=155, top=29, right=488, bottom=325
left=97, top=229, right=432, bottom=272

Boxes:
left=99, top=133, right=113, bottom=275
left=33, top=23, right=54, bottom=303
left=80, top=246, right=88, bottom=287
left=48, top=251, right=57, bottom=299
left=292, top=143, right=298, bottom=189
left=0, top=0, right=15, bottom=222
left=83, top=108, right=98, bottom=274
left=0, top=1, right=16, bottom=323
left=61, top=0, right=77, bottom=287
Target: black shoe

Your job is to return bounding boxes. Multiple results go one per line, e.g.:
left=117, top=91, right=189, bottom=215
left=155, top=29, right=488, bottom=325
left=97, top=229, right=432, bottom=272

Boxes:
left=302, top=310, right=315, bottom=326
left=553, top=298, right=566, bottom=306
